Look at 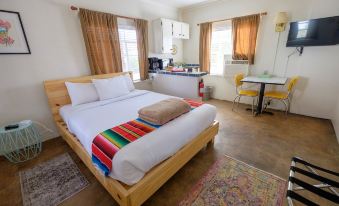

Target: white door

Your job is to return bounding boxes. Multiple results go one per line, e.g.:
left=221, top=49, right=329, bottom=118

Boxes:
left=181, top=23, right=190, bottom=39
left=172, top=21, right=182, bottom=39
left=161, top=19, right=173, bottom=53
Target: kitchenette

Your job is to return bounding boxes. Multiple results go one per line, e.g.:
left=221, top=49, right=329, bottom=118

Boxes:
left=149, top=18, right=208, bottom=99
left=148, top=57, right=207, bottom=99
left=150, top=69, right=207, bottom=99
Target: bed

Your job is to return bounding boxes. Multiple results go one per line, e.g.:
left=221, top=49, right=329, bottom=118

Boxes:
left=44, top=72, right=219, bottom=206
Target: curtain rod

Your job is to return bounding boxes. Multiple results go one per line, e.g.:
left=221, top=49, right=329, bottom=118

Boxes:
left=197, top=12, right=267, bottom=26
left=70, top=5, right=144, bottom=21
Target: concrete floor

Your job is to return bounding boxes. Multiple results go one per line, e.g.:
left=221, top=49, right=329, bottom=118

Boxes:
left=0, top=99, right=338, bottom=206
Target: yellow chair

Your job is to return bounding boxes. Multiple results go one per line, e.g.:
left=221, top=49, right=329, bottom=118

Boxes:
left=232, top=73, right=259, bottom=115
left=264, top=76, right=299, bottom=114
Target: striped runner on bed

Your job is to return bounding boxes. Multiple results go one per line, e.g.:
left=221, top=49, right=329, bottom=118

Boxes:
left=184, top=98, right=204, bottom=109
left=92, top=99, right=204, bottom=176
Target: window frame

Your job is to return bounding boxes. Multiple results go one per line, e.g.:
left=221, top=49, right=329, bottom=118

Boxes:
left=117, top=18, right=140, bottom=81
left=210, top=20, right=233, bottom=76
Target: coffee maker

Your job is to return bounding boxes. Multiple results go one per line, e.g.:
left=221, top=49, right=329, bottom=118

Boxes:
left=148, top=58, right=163, bottom=71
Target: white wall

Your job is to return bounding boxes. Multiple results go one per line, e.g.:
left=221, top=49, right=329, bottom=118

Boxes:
left=0, top=0, right=182, bottom=140
left=331, top=74, right=339, bottom=142
left=333, top=96, right=339, bottom=143
left=181, top=0, right=339, bottom=119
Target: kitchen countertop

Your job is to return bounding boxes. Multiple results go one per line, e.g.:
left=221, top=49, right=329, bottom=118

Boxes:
left=149, top=70, right=208, bottom=77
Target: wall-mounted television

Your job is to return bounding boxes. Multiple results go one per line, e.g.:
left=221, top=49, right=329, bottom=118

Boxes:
left=286, top=16, right=339, bottom=47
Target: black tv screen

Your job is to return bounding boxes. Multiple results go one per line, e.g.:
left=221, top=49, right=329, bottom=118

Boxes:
left=286, top=16, right=339, bottom=47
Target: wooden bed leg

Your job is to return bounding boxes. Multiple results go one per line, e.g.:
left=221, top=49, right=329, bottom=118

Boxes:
left=207, top=137, right=215, bottom=147
left=121, top=197, right=131, bottom=206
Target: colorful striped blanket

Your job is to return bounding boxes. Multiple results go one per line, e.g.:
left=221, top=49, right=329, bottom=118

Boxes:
left=92, top=99, right=204, bottom=175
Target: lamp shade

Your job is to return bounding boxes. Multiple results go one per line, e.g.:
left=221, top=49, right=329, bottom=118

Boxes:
left=274, top=12, right=289, bottom=24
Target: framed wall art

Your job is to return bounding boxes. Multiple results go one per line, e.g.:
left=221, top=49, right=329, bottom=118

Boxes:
left=0, top=10, right=30, bottom=54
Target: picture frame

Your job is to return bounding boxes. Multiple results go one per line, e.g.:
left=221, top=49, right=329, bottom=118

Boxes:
left=0, top=10, right=30, bottom=54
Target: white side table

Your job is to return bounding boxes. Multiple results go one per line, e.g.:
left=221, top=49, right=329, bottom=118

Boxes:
left=0, top=120, right=42, bottom=163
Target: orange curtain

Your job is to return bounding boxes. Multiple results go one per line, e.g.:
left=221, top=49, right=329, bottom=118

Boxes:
left=199, top=22, right=212, bottom=73
left=79, top=8, right=122, bottom=74
left=135, top=19, right=149, bottom=80
left=232, top=14, right=260, bottom=65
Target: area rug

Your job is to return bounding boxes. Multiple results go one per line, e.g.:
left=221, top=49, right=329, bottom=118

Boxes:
left=179, top=155, right=287, bottom=206
left=19, top=153, right=89, bottom=206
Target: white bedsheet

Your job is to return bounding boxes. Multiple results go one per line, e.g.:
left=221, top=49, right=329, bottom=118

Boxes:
left=60, top=90, right=216, bottom=185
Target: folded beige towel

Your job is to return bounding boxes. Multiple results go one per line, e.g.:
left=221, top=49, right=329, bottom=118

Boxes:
left=138, top=98, right=191, bottom=125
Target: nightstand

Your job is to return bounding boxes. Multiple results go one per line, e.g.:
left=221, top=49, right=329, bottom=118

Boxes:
left=0, top=120, right=42, bottom=163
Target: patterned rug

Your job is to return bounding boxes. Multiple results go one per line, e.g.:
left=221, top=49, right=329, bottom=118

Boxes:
left=19, top=153, right=89, bottom=206
left=179, top=155, right=286, bottom=206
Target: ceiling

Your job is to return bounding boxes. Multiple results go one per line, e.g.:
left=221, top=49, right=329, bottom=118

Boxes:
left=151, top=0, right=214, bottom=9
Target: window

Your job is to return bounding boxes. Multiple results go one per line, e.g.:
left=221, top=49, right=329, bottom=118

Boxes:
left=118, top=18, right=140, bottom=80
left=210, top=21, right=232, bottom=75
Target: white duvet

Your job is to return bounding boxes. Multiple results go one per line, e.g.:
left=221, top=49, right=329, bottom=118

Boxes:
left=60, top=90, right=216, bottom=185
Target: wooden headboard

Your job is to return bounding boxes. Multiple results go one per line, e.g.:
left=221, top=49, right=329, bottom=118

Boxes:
left=44, top=72, right=132, bottom=122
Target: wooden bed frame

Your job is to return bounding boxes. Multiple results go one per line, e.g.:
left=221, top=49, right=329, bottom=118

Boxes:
left=43, top=72, right=219, bottom=206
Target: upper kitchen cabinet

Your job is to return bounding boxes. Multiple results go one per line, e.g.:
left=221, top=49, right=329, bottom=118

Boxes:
left=172, top=21, right=190, bottom=39
left=153, top=18, right=190, bottom=54
left=153, top=18, right=173, bottom=54
left=172, top=21, right=182, bottom=39
left=181, top=23, right=190, bottom=39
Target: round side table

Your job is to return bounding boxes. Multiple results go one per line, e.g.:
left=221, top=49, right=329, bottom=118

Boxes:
left=0, top=120, right=42, bottom=163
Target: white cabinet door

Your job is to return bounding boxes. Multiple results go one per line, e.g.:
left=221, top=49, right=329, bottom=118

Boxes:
left=161, top=19, right=173, bottom=53
left=173, top=21, right=190, bottom=39
left=153, top=19, right=162, bottom=53
left=172, top=21, right=182, bottom=39
left=181, top=23, right=190, bottom=39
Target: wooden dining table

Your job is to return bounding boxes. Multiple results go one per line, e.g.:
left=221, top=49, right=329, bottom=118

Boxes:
left=241, top=76, right=288, bottom=115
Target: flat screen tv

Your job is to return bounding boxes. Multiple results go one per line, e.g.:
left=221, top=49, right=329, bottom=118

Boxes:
left=286, top=16, right=339, bottom=47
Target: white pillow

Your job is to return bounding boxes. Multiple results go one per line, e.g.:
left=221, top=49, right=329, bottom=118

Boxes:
left=65, top=82, right=99, bottom=106
left=92, top=76, right=130, bottom=101
left=123, top=74, right=135, bottom=91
